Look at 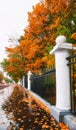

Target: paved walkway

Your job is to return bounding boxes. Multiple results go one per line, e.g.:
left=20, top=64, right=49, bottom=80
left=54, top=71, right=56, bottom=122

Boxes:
left=0, top=98, right=10, bottom=130
left=0, top=84, right=14, bottom=130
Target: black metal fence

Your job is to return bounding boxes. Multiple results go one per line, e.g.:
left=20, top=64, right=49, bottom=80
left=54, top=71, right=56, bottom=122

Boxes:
left=30, top=69, right=56, bottom=105
left=67, top=52, right=76, bottom=114
left=24, top=76, right=28, bottom=89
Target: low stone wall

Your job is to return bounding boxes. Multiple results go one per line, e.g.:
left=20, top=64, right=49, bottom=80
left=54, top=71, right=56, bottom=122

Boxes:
left=29, top=90, right=76, bottom=130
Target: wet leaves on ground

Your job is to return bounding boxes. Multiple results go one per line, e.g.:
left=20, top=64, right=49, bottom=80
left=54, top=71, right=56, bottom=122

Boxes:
left=2, top=85, right=69, bottom=130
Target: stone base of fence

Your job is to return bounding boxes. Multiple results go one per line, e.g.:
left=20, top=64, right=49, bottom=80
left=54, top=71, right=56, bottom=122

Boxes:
left=29, top=90, right=76, bottom=130
left=50, top=106, right=71, bottom=122
left=50, top=105, right=76, bottom=130
left=63, top=115, right=76, bottom=130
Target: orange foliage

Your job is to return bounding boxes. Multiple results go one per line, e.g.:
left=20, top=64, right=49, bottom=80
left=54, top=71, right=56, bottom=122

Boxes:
left=28, top=3, right=50, bottom=34
left=6, top=0, right=68, bottom=75
left=71, top=33, right=76, bottom=40
left=2, top=0, right=75, bottom=77
left=19, top=2, right=56, bottom=73
left=2, top=46, right=26, bottom=81
left=5, top=46, right=20, bottom=57
left=46, top=0, right=67, bottom=14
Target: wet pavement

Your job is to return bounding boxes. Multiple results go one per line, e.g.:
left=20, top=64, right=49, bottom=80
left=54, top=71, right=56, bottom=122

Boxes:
left=0, top=84, right=14, bottom=130
left=0, top=84, right=9, bottom=90
left=1, top=85, right=69, bottom=130
left=0, top=99, right=10, bottom=130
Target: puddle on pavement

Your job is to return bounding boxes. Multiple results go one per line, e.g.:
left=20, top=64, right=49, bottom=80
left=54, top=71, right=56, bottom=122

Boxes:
left=1, top=86, right=65, bottom=130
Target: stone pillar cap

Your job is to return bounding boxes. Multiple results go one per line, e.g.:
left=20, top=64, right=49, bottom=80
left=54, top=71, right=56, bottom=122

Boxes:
left=50, top=35, right=76, bottom=54
left=56, top=35, right=66, bottom=44
left=27, top=71, right=32, bottom=76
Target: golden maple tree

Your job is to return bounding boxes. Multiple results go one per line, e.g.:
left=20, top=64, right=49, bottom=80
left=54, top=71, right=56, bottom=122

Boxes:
left=1, top=46, right=26, bottom=82
left=1, top=0, right=76, bottom=81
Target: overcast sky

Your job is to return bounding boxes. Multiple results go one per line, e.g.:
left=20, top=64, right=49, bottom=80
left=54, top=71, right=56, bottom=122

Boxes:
left=0, top=0, right=39, bottom=65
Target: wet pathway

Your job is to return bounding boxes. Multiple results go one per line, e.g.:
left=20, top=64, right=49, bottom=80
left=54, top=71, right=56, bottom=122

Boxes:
left=0, top=84, right=14, bottom=130
left=0, top=97, right=10, bottom=130
left=1, top=85, right=69, bottom=130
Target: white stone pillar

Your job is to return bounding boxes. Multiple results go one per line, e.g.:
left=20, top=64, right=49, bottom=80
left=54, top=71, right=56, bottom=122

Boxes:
left=23, top=76, right=25, bottom=87
left=50, top=35, right=76, bottom=110
left=55, top=50, right=70, bottom=110
left=27, top=71, right=32, bottom=90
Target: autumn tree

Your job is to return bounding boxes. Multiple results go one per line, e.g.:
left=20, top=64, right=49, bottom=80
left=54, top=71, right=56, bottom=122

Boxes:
left=20, top=2, right=55, bottom=73
left=1, top=45, right=26, bottom=82
left=20, top=0, right=76, bottom=73
left=20, top=32, right=54, bottom=73
left=1, top=0, right=76, bottom=78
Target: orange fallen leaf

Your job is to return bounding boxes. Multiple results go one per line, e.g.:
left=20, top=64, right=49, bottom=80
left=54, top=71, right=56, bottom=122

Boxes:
left=22, top=97, right=28, bottom=103
left=20, top=128, right=23, bottom=130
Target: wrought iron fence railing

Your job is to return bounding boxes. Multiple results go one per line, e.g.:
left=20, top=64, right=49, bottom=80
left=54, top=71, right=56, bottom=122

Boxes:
left=67, top=53, right=76, bottom=114
left=30, top=69, right=56, bottom=105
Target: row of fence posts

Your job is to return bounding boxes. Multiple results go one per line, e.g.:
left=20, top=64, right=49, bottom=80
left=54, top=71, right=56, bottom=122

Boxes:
left=22, top=35, right=76, bottom=114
